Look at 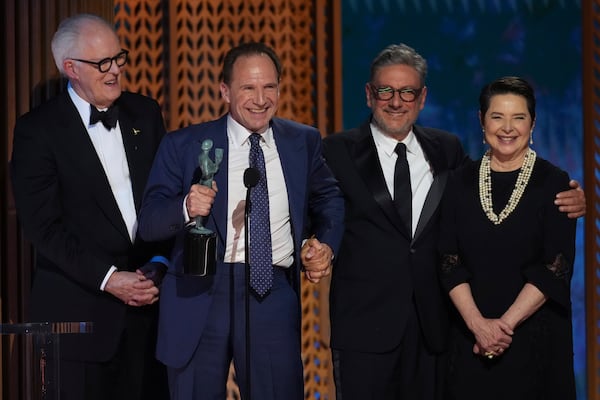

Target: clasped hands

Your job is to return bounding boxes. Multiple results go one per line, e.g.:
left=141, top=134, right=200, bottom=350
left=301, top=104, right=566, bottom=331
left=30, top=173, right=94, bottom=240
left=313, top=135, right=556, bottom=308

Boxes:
left=105, top=264, right=166, bottom=307
left=469, top=316, right=514, bottom=360
left=301, top=237, right=333, bottom=283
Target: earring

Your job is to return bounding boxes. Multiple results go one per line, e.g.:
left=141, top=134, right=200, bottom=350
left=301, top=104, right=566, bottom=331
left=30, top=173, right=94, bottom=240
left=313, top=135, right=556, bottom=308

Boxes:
left=530, top=131, right=533, bottom=145
left=482, top=129, right=486, bottom=144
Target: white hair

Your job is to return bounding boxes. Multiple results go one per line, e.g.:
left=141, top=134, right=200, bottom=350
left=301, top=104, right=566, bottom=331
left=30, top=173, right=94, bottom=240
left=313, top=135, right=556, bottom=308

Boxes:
left=50, top=14, right=115, bottom=75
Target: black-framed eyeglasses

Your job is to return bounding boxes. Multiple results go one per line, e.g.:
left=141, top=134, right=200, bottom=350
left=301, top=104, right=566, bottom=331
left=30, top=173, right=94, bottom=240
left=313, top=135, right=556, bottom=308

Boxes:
left=370, top=84, right=423, bottom=102
left=70, top=49, right=129, bottom=73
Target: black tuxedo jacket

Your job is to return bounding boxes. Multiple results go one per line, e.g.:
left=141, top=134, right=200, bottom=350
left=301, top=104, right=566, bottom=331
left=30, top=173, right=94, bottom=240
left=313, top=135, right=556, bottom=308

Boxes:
left=323, top=120, right=467, bottom=354
left=11, top=90, right=168, bottom=361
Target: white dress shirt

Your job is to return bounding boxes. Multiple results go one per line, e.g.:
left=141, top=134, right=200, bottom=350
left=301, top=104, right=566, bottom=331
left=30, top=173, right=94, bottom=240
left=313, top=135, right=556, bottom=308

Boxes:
left=68, top=84, right=137, bottom=288
left=371, top=124, right=434, bottom=237
left=223, top=115, right=294, bottom=267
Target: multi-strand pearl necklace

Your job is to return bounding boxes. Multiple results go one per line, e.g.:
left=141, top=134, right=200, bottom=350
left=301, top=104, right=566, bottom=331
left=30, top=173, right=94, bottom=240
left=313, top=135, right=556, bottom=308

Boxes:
left=478, top=148, right=536, bottom=225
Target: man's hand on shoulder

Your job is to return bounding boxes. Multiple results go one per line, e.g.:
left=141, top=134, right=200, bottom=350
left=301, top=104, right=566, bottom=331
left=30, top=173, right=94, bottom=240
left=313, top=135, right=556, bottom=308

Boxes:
left=555, top=179, right=586, bottom=219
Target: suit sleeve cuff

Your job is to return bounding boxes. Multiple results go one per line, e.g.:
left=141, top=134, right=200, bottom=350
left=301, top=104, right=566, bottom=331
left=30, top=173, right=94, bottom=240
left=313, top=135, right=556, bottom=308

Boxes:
left=100, top=266, right=118, bottom=291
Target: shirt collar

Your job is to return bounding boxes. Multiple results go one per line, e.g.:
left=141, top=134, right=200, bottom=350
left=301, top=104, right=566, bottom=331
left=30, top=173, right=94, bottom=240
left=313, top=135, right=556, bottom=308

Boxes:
left=67, top=82, right=115, bottom=129
left=227, top=114, right=274, bottom=148
left=67, top=82, right=93, bottom=128
left=370, top=122, right=417, bottom=158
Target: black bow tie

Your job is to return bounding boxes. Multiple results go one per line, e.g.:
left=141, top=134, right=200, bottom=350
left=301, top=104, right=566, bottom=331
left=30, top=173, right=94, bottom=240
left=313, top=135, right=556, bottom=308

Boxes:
left=90, top=105, right=119, bottom=130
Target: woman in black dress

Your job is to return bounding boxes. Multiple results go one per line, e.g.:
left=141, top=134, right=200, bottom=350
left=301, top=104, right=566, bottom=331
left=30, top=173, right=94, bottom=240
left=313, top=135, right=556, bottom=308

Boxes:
left=438, top=76, right=576, bottom=400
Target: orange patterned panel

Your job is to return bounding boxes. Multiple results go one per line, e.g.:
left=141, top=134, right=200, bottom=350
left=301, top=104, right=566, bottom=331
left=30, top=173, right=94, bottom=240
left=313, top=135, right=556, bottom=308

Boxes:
left=116, top=1, right=336, bottom=398
left=115, top=1, right=167, bottom=121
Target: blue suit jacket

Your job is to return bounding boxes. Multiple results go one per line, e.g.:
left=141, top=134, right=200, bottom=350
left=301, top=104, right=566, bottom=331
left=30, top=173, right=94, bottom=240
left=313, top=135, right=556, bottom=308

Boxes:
left=139, top=114, right=344, bottom=367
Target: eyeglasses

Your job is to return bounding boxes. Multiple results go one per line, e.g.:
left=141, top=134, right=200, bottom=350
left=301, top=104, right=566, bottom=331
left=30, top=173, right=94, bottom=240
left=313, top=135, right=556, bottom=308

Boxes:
left=70, top=49, right=129, bottom=73
left=370, top=84, right=423, bottom=102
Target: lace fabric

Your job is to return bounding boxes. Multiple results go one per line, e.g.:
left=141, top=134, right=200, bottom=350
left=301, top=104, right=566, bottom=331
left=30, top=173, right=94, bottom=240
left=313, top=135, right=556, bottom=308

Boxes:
left=441, top=254, right=460, bottom=274
left=545, top=253, right=570, bottom=280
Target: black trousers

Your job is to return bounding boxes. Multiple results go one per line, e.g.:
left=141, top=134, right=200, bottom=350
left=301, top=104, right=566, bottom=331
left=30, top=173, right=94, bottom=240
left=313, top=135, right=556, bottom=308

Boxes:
left=332, top=304, right=444, bottom=400
left=58, top=310, right=168, bottom=400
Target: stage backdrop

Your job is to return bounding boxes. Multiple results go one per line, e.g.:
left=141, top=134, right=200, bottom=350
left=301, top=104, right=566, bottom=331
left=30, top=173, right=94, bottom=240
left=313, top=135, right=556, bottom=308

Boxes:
left=342, top=0, right=585, bottom=398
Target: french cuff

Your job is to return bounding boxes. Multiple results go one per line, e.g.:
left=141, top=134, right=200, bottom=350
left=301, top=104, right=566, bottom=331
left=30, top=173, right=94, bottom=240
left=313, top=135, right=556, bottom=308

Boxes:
left=183, top=194, right=194, bottom=227
left=100, top=266, right=118, bottom=291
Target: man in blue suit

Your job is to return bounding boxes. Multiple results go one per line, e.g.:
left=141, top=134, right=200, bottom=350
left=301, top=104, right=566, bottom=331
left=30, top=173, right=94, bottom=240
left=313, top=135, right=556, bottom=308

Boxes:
left=138, top=42, right=344, bottom=399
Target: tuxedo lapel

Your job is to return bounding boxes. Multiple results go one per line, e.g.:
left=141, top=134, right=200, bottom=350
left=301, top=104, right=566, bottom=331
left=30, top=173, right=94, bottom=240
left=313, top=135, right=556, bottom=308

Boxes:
left=414, top=170, right=447, bottom=240
left=412, top=126, right=449, bottom=242
left=352, top=122, right=407, bottom=236
left=117, top=98, right=158, bottom=212
left=59, top=95, right=131, bottom=242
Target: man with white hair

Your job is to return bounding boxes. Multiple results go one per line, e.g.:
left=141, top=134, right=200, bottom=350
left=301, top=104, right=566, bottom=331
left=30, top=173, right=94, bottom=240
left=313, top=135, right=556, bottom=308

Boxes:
left=11, top=13, right=170, bottom=399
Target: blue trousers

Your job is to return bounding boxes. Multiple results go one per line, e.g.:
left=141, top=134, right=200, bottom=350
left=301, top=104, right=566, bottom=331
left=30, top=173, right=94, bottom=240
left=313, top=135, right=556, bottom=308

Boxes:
left=167, top=263, right=303, bottom=399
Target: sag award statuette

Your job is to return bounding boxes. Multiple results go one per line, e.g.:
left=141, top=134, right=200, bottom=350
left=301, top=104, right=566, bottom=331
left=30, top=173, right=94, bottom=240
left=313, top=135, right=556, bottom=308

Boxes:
left=183, top=139, right=223, bottom=276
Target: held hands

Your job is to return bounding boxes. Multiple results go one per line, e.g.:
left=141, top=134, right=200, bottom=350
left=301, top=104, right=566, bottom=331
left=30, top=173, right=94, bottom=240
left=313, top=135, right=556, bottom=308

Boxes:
left=555, top=179, right=586, bottom=219
left=105, top=270, right=160, bottom=306
left=186, top=181, right=218, bottom=219
left=301, top=237, right=333, bottom=283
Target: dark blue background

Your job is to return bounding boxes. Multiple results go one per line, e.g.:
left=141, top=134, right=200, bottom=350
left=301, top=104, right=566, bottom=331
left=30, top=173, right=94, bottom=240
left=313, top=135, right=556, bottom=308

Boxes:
left=342, top=1, right=585, bottom=398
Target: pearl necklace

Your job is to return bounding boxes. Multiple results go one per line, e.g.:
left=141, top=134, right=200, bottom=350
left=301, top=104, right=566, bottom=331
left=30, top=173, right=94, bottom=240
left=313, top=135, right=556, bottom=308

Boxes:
left=478, top=148, right=536, bottom=225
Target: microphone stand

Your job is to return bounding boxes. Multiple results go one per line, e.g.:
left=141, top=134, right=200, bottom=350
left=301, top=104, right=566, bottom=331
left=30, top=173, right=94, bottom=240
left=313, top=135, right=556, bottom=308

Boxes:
left=242, top=167, right=259, bottom=400
left=244, top=186, right=252, bottom=400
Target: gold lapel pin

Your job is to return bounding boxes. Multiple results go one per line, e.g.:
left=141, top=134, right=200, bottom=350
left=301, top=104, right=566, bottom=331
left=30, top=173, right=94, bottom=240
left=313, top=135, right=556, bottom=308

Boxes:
left=132, top=128, right=141, bottom=135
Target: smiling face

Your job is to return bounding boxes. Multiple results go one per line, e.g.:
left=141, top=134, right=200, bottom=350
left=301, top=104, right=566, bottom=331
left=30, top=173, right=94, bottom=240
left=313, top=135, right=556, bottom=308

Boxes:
left=481, top=93, right=534, bottom=168
left=62, top=21, right=123, bottom=109
left=366, top=64, right=427, bottom=141
left=219, top=53, right=279, bottom=134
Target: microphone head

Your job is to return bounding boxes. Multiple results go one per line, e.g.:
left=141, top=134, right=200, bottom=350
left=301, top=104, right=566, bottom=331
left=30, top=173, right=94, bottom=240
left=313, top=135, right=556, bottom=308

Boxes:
left=243, top=167, right=260, bottom=188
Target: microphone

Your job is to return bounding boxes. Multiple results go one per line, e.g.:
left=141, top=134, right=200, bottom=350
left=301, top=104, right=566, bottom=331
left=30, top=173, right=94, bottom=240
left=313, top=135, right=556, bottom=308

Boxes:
left=244, top=167, right=260, bottom=214
left=244, top=167, right=260, bottom=189
left=242, top=167, right=259, bottom=400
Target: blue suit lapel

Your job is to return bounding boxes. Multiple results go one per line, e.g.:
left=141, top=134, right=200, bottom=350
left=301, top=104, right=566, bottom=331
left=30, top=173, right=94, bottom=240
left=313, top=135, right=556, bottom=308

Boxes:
left=270, top=119, right=306, bottom=249
left=201, top=116, right=230, bottom=253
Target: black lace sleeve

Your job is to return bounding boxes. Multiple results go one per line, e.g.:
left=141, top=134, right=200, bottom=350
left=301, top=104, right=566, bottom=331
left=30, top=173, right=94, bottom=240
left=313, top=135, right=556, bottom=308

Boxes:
left=441, top=254, right=460, bottom=274
left=545, top=253, right=571, bottom=282
left=438, top=170, right=472, bottom=292
left=522, top=164, right=576, bottom=310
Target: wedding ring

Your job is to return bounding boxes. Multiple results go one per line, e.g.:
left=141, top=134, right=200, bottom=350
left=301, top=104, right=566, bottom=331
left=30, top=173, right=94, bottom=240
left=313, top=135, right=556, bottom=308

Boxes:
left=484, top=351, right=495, bottom=359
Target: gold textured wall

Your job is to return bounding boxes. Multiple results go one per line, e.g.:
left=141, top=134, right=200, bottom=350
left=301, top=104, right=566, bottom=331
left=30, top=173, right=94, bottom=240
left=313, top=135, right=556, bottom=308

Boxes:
left=114, top=0, right=341, bottom=134
left=114, top=1, right=340, bottom=398
left=2, top=0, right=340, bottom=399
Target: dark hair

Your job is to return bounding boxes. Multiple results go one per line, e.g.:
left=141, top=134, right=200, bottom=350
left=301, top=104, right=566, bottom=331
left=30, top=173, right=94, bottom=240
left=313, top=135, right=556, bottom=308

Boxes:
left=479, top=76, right=536, bottom=121
left=370, top=43, right=427, bottom=86
left=221, top=42, right=282, bottom=85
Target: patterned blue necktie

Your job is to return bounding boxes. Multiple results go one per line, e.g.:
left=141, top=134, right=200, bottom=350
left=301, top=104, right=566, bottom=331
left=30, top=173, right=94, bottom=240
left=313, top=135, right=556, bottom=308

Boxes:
left=248, top=133, right=273, bottom=298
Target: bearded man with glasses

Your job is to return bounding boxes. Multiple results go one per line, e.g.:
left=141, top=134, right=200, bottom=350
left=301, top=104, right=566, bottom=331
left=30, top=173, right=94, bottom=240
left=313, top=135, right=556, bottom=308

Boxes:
left=322, top=43, right=586, bottom=400
left=11, top=13, right=170, bottom=400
